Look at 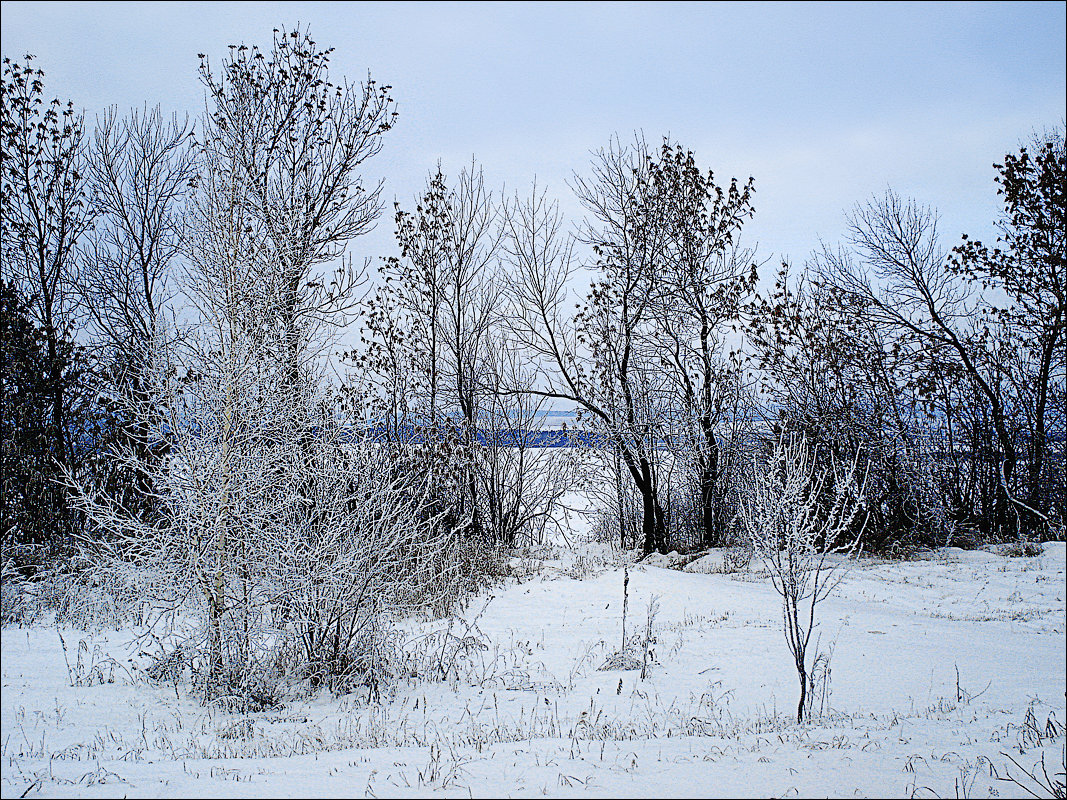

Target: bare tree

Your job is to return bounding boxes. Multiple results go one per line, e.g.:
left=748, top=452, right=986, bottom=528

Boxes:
left=82, top=104, right=194, bottom=385
left=378, top=163, right=501, bottom=424
left=478, top=335, right=579, bottom=547
left=816, top=190, right=1051, bottom=538
left=79, top=105, right=195, bottom=517
left=198, top=25, right=396, bottom=392
left=144, top=26, right=404, bottom=683
left=72, top=89, right=448, bottom=697
left=645, top=141, right=759, bottom=548
left=169, top=106, right=279, bottom=685
left=503, top=138, right=674, bottom=555
left=363, top=162, right=504, bottom=541
left=739, top=432, right=866, bottom=723
left=1, top=55, right=93, bottom=491
left=952, top=129, right=1065, bottom=534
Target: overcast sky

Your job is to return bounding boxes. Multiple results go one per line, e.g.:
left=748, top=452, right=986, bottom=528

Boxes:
left=2, top=0, right=1064, bottom=282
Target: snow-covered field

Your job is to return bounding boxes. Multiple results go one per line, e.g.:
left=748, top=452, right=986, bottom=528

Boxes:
left=3, top=539, right=1064, bottom=798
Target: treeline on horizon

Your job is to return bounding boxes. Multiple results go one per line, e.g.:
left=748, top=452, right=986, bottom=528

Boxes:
left=2, top=26, right=1064, bottom=581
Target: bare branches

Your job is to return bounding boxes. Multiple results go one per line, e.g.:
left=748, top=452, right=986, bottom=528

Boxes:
left=367, top=162, right=501, bottom=425
left=362, top=162, right=575, bottom=549
left=740, top=432, right=866, bottom=722
left=477, top=333, right=580, bottom=547
left=818, top=191, right=971, bottom=350
left=1, top=54, right=93, bottom=477
left=197, top=25, right=396, bottom=381
left=503, top=136, right=762, bottom=553
left=505, top=137, right=674, bottom=553
left=82, top=104, right=194, bottom=365
left=500, top=181, right=586, bottom=409
left=814, top=188, right=1054, bottom=537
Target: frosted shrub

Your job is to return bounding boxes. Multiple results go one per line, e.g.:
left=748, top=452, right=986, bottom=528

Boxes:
left=262, top=434, right=454, bottom=693
left=73, top=365, right=462, bottom=703
left=739, top=433, right=866, bottom=722
left=0, top=560, right=29, bottom=625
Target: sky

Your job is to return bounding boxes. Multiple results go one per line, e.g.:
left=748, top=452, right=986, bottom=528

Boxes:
left=1, top=0, right=1065, bottom=289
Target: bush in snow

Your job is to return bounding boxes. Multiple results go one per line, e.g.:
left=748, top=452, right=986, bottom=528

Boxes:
left=739, top=432, right=866, bottom=723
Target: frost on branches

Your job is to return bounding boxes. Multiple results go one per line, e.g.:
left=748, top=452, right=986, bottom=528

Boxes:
left=740, top=433, right=867, bottom=722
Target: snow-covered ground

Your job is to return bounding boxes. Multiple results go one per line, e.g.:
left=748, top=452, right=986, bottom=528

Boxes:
left=3, top=540, right=1064, bottom=798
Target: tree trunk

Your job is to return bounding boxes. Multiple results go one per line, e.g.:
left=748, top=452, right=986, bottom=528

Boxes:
left=639, top=477, right=668, bottom=555
left=699, top=451, right=720, bottom=548
left=698, top=416, right=721, bottom=548
left=1027, top=318, right=1059, bottom=526
left=207, top=581, right=225, bottom=687
left=45, top=325, right=71, bottom=554
left=618, top=446, right=668, bottom=555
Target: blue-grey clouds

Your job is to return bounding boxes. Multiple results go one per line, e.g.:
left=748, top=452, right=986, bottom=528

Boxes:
left=2, top=0, right=1063, bottom=275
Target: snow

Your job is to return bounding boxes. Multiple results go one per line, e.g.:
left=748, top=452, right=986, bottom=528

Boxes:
left=3, top=542, right=1064, bottom=798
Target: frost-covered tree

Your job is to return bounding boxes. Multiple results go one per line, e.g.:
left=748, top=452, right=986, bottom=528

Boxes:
left=197, top=25, right=396, bottom=395
left=69, top=27, right=456, bottom=701
left=504, top=137, right=676, bottom=554
left=1, top=55, right=94, bottom=555
left=739, top=433, right=866, bottom=723
left=71, top=332, right=452, bottom=698
left=644, top=141, right=759, bottom=549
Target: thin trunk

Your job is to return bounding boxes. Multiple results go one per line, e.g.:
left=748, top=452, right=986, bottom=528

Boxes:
left=616, top=448, right=626, bottom=550
left=699, top=439, right=720, bottom=548
left=1027, top=318, right=1059, bottom=519
left=618, top=446, right=667, bottom=556
left=638, top=464, right=667, bottom=554
left=46, top=333, right=67, bottom=472
left=209, top=366, right=235, bottom=687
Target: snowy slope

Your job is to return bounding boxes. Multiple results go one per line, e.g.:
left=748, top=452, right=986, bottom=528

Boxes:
left=2, top=543, right=1064, bottom=798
